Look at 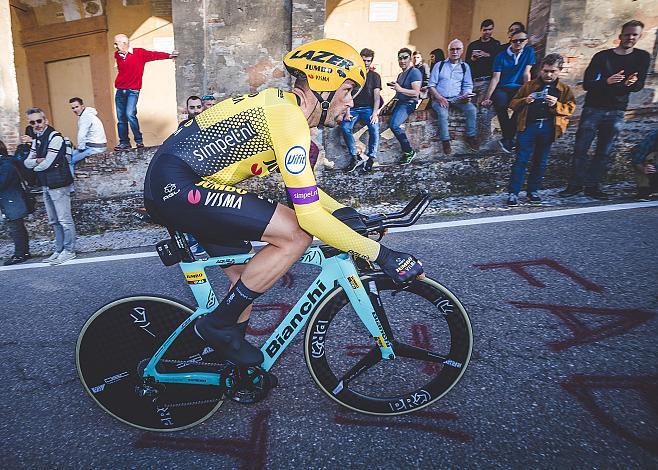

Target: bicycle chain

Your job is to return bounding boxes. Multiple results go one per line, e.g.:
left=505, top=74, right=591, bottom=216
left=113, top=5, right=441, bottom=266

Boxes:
left=147, top=359, right=231, bottom=409
left=158, top=358, right=229, bottom=369
left=161, top=397, right=223, bottom=409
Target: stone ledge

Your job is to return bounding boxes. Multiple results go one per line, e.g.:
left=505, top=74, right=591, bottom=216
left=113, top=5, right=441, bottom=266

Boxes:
left=2, top=107, right=653, bottom=241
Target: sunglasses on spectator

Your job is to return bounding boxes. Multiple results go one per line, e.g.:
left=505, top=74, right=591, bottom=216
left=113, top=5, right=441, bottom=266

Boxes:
left=449, top=48, right=462, bottom=51
left=188, top=105, right=203, bottom=109
left=29, top=119, right=43, bottom=125
left=398, top=54, right=410, bottom=60
left=511, top=38, right=528, bottom=43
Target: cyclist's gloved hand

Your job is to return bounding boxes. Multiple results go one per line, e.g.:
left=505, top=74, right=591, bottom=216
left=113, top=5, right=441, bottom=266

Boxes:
left=376, top=245, right=424, bottom=284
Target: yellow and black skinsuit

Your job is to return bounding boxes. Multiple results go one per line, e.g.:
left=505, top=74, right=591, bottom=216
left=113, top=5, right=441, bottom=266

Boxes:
left=144, top=89, right=380, bottom=259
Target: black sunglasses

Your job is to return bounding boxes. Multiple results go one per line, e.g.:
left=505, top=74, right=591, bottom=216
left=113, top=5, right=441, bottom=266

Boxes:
left=511, top=38, right=528, bottom=43
left=398, top=54, right=410, bottom=60
left=29, top=119, right=43, bottom=125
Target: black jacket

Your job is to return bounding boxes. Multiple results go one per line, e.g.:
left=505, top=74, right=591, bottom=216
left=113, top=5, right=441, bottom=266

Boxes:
left=0, top=155, right=28, bottom=221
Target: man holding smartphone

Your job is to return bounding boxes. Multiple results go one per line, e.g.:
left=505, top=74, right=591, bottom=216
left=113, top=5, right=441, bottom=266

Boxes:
left=428, top=39, right=478, bottom=154
left=466, top=19, right=501, bottom=105
left=505, top=54, right=576, bottom=206
left=559, top=20, right=651, bottom=200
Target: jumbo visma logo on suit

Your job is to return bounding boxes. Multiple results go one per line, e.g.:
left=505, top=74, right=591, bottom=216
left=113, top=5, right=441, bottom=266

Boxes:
left=186, top=188, right=243, bottom=209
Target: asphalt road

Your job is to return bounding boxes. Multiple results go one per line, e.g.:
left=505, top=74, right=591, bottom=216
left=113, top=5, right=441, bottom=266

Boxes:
left=1, top=204, right=656, bottom=468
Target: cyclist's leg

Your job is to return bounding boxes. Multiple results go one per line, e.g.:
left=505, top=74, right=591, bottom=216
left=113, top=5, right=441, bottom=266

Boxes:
left=144, top=156, right=311, bottom=364
left=240, top=203, right=311, bottom=293
left=202, top=205, right=312, bottom=324
left=193, top=205, right=310, bottom=364
left=198, top=239, right=254, bottom=322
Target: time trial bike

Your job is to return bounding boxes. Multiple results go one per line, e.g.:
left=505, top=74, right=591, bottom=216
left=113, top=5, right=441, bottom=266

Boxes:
left=76, top=191, right=473, bottom=431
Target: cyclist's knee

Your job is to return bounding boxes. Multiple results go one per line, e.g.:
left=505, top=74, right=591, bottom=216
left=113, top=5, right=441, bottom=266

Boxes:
left=280, top=222, right=312, bottom=257
left=263, top=204, right=312, bottom=252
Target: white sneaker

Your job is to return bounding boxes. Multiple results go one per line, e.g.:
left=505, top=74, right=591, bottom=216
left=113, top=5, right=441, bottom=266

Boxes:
left=45, top=252, right=61, bottom=263
left=50, top=250, right=76, bottom=265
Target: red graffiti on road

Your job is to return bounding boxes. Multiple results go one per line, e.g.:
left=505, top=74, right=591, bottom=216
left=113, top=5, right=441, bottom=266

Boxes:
left=335, top=409, right=472, bottom=442
left=509, top=302, right=655, bottom=351
left=246, top=303, right=292, bottom=336
left=562, top=374, right=658, bottom=455
left=280, top=272, right=295, bottom=289
left=134, top=410, right=270, bottom=468
left=475, top=258, right=604, bottom=292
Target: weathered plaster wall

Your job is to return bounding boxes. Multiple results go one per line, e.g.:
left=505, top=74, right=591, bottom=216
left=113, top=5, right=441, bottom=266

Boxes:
left=0, top=0, right=20, bottom=149
left=172, top=0, right=293, bottom=106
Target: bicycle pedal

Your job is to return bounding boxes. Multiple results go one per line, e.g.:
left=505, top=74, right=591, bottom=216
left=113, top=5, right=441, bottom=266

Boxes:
left=229, top=367, right=277, bottom=404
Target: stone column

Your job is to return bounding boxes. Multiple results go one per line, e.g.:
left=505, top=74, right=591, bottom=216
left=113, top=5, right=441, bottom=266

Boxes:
left=0, top=0, right=20, bottom=149
left=291, top=0, right=325, bottom=50
left=527, top=0, right=552, bottom=60
left=172, top=0, right=206, bottom=106
left=446, top=0, right=475, bottom=45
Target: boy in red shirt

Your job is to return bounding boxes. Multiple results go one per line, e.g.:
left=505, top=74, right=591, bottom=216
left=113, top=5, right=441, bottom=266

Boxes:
left=113, top=34, right=178, bottom=151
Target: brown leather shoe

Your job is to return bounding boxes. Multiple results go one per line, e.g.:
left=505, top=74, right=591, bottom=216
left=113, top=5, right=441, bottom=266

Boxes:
left=442, top=140, right=452, bottom=155
left=465, top=136, right=479, bottom=151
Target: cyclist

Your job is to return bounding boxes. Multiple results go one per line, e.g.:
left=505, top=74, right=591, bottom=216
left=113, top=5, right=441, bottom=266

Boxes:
left=144, top=38, right=424, bottom=366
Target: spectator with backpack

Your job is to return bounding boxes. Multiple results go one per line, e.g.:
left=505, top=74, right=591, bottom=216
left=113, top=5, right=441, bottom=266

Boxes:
left=428, top=39, right=478, bottom=155
left=23, top=107, right=77, bottom=265
left=0, top=139, right=32, bottom=266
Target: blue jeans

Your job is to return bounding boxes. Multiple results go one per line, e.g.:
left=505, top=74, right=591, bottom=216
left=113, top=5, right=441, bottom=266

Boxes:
left=70, top=147, right=106, bottom=175
left=509, top=121, right=554, bottom=194
left=340, top=107, right=380, bottom=157
left=389, top=101, right=417, bottom=153
left=43, top=185, right=76, bottom=252
left=569, top=106, right=625, bottom=187
left=431, top=100, right=477, bottom=141
left=115, top=89, right=142, bottom=146
left=492, top=87, right=519, bottom=143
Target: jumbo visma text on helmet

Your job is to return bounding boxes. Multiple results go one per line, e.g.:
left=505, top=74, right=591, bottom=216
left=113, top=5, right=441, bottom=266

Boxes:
left=288, top=50, right=355, bottom=72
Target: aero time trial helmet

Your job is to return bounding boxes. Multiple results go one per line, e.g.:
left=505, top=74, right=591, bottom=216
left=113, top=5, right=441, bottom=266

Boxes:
left=284, top=38, right=366, bottom=94
left=283, top=38, right=366, bottom=127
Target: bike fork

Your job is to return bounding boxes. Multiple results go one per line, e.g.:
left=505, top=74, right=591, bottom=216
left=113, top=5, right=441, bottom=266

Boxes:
left=334, top=261, right=396, bottom=359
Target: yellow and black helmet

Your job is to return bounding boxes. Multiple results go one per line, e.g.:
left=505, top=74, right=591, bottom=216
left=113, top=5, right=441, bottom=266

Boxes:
left=284, top=38, right=366, bottom=127
left=284, top=38, right=367, bottom=93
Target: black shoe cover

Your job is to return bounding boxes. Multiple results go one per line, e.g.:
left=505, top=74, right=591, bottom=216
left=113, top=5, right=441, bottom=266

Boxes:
left=195, top=318, right=264, bottom=366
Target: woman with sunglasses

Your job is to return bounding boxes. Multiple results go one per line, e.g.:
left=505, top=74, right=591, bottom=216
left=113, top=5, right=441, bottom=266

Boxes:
left=388, top=48, right=423, bottom=164
left=481, top=30, right=536, bottom=153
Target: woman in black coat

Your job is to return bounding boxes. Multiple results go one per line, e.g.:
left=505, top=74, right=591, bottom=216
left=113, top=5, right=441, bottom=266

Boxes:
left=0, top=140, right=31, bottom=265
